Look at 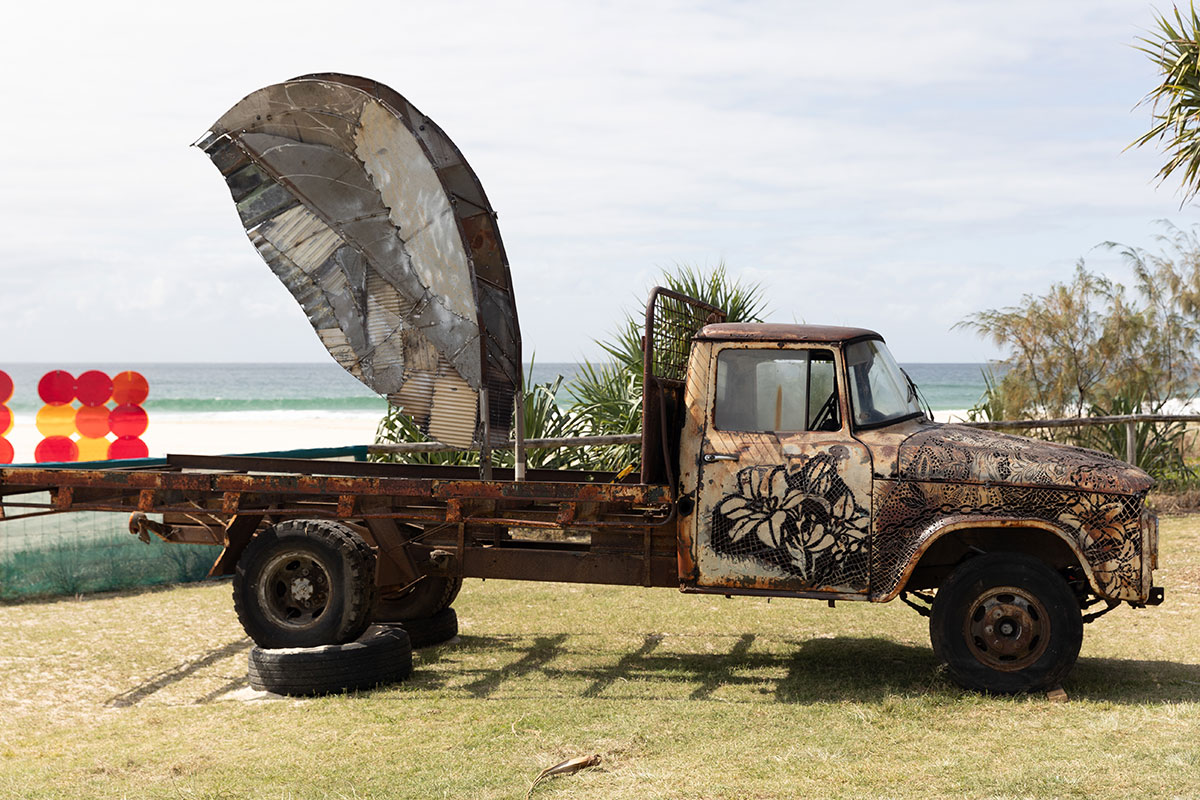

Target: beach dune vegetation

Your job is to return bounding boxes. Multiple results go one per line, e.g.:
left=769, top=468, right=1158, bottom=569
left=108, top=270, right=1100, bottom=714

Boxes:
left=958, top=224, right=1200, bottom=478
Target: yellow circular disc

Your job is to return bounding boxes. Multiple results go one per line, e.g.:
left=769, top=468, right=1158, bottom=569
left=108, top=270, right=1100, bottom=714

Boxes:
left=76, top=436, right=112, bottom=462
left=36, top=404, right=77, bottom=437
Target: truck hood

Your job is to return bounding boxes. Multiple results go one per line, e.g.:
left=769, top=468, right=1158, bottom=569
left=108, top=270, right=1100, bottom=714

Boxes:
left=895, top=424, right=1154, bottom=496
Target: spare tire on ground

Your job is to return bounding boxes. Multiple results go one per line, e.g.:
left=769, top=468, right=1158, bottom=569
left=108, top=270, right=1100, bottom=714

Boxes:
left=380, top=607, right=458, bottom=649
left=247, top=626, right=412, bottom=696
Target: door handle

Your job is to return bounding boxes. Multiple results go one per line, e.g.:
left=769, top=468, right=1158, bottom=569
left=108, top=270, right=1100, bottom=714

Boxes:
left=703, top=453, right=739, bottom=463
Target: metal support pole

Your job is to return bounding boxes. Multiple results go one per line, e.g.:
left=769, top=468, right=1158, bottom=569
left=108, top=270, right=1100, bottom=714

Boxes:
left=514, top=388, right=526, bottom=482
left=1125, top=421, right=1137, bottom=466
left=479, top=389, right=493, bottom=480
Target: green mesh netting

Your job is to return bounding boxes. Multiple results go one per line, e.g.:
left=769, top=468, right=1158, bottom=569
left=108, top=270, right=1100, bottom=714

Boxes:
left=1, top=495, right=216, bottom=599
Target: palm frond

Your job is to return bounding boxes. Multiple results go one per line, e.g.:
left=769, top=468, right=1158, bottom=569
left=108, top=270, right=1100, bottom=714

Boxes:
left=1132, top=3, right=1200, bottom=201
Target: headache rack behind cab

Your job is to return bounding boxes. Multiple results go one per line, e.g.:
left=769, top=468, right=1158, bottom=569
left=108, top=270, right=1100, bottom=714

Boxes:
left=640, top=287, right=725, bottom=487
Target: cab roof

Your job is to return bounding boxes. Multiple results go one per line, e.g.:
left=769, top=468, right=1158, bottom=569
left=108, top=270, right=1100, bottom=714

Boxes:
left=694, top=322, right=882, bottom=344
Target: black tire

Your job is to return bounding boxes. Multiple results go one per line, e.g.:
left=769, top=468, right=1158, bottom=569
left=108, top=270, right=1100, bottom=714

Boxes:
left=247, top=626, right=412, bottom=696
left=930, top=553, right=1083, bottom=694
left=381, top=607, right=459, bottom=648
left=234, top=519, right=377, bottom=649
left=374, top=575, right=462, bottom=622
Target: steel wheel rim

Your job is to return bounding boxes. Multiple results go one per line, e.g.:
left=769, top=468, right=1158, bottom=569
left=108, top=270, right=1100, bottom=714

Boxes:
left=256, top=549, right=332, bottom=630
left=963, top=585, right=1050, bottom=672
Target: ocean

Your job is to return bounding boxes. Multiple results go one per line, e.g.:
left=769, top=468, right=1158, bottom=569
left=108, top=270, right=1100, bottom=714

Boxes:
left=1, top=361, right=989, bottom=416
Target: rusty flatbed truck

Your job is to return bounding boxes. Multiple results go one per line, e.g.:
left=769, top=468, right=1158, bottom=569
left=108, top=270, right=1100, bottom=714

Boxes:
left=0, top=288, right=1163, bottom=694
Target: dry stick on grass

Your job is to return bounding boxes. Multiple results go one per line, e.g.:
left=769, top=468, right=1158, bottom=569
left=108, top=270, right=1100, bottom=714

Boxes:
left=525, top=754, right=602, bottom=800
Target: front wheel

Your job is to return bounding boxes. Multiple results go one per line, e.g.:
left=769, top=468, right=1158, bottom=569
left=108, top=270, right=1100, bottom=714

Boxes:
left=930, top=553, right=1082, bottom=694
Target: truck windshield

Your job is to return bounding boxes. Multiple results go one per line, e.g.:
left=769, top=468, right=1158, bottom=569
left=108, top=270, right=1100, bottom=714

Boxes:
left=844, top=339, right=924, bottom=429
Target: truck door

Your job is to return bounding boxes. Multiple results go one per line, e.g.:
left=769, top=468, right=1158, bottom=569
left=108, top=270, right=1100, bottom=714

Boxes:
left=691, top=344, right=872, bottom=595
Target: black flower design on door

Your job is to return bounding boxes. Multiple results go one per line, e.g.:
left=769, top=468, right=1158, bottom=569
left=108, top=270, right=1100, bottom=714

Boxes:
left=711, top=453, right=869, bottom=586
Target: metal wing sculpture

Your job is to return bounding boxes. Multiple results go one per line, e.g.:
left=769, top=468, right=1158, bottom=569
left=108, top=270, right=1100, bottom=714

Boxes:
left=197, top=73, right=520, bottom=448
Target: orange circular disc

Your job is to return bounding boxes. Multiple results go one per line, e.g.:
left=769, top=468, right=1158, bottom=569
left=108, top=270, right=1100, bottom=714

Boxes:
left=76, top=436, right=112, bottom=462
left=38, top=371, right=75, bottom=406
left=110, top=404, right=149, bottom=437
left=36, top=404, right=77, bottom=437
left=75, top=405, right=111, bottom=438
left=0, top=406, right=10, bottom=437
left=112, top=371, right=149, bottom=406
left=108, top=436, right=148, bottom=460
left=0, top=437, right=11, bottom=464
left=35, top=436, right=78, bottom=463
left=0, top=371, right=11, bottom=404
left=75, top=370, right=113, bottom=407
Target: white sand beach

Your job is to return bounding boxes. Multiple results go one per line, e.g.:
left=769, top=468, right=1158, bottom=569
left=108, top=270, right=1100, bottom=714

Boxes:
left=5, top=412, right=384, bottom=464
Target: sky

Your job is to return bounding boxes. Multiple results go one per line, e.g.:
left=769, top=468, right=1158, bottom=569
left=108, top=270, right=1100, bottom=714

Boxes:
left=0, top=0, right=1192, bottom=366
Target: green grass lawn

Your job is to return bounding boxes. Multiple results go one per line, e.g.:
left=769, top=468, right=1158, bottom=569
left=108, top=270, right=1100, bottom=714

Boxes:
left=3, top=517, right=1200, bottom=799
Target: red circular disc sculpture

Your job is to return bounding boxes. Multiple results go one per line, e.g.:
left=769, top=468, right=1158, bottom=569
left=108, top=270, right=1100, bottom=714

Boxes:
left=111, top=371, right=149, bottom=406
left=75, top=405, right=111, bottom=438
left=110, top=404, right=149, bottom=437
left=0, top=370, right=12, bottom=404
left=38, top=371, right=75, bottom=406
left=108, top=436, right=148, bottom=460
left=75, top=370, right=113, bottom=407
left=35, top=436, right=79, bottom=463
left=0, top=438, right=12, bottom=464
left=0, top=406, right=10, bottom=437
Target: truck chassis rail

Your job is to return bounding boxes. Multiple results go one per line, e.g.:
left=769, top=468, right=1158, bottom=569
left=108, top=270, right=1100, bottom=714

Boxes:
left=0, top=453, right=679, bottom=590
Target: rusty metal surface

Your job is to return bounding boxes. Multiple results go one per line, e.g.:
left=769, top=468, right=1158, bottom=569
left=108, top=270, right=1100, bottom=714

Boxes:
left=0, top=464, right=671, bottom=534
left=872, top=425, right=1154, bottom=602
left=0, top=467, right=668, bottom=505
left=695, top=323, right=880, bottom=344
left=461, top=547, right=677, bottom=587
left=851, top=417, right=928, bottom=480
left=895, top=424, right=1154, bottom=495
left=197, top=74, right=519, bottom=447
left=685, top=341, right=873, bottom=595
left=873, top=510, right=1102, bottom=602
left=675, top=338, right=711, bottom=583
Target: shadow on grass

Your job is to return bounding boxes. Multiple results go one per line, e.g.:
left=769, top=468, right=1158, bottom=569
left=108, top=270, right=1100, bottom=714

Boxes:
left=1069, top=656, right=1200, bottom=702
left=106, top=637, right=252, bottom=707
left=408, top=632, right=1200, bottom=704
left=407, top=632, right=940, bottom=702
left=460, top=634, right=570, bottom=698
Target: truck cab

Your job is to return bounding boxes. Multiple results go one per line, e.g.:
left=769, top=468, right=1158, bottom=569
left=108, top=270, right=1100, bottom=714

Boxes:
left=674, top=322, right=1160, bottom=692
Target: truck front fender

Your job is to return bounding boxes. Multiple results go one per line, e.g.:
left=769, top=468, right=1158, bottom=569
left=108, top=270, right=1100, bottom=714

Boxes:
left=872, top=515, right=1102, bottom=603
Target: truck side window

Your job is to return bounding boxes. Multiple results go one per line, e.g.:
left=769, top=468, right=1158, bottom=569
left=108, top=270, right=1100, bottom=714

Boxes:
left=713, top=349, right=840, bottom=432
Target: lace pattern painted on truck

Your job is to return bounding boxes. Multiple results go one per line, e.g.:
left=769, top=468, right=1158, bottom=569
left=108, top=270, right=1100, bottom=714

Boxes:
left=710, top=453, right=869, bottom=590
left=899, top=425, right=1153, bottom=494
left=874, top=425, right=1149, bottom=601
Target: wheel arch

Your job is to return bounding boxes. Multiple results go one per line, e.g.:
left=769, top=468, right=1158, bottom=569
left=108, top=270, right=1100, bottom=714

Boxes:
left=880, top=517, right=1100, bottom=602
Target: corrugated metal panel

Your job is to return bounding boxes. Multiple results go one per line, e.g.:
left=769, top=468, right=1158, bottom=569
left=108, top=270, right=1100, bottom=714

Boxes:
left=199, top=74, right=521, bottom=448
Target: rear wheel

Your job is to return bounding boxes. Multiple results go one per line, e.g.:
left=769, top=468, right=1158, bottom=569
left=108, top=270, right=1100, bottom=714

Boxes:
left=234, top=519, right=377, bottom=649
left=383, top=607, right=459, bottom=648
left=930, top=553, right=1082, bottom=694
left=374, top=575, right=462, bottom=622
